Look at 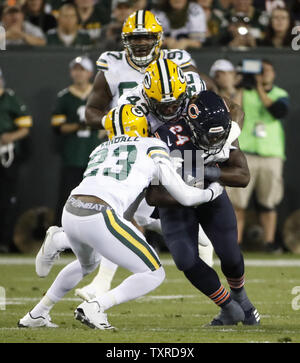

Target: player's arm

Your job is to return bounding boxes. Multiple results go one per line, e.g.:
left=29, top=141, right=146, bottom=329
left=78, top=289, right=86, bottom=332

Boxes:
left=205, top=140, right=250, bottom=188
left=223, top=96, right=245, bottom=129
left=148, top=154, right=223, bottom=207
left=85, top=71, right=112, bottom=130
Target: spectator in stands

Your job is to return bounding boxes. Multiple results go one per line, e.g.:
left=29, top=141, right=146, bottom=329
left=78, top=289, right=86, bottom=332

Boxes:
left=209, top=59, right=241, bottom=106
left=151, top=0, right=206, bottom=49
left=259, top=7, right=294, bottom=47
left=0, top=67, right=33, bottom=253
left=74, top=0, right=111, bottom=44
left=226, top=60, right=289, bottom=253
left=51, top=56, right=107, bottom=225
left=100, top=0, right=134, bottom=50
left=0, top=5, right=46, bottom=46
left=22, top=0, right=57, bottom=33
left=219, top=0, right=269, bottom=47
left=46, top=3, right=93, bottom=47
left=254, top=0, right=286, bottom=14
left=196, top=0, right=226, bottom=46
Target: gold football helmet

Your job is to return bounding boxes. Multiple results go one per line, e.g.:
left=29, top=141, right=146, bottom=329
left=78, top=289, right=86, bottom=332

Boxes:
left=122, top=10, right=163, bottom=68
left=103, top=104, right=149, bottom=139
left=143, top=58, right=187, bottom=122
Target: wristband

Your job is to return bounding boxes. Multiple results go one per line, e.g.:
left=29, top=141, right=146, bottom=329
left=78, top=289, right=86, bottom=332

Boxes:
left=204, top=166, right=221, bottom=182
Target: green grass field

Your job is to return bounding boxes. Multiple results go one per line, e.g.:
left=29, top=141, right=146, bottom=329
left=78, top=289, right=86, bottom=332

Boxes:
left=0, top=252, right=300, bottom=343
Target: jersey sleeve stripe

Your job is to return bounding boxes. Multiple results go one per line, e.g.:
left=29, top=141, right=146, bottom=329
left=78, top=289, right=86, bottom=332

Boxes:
left=103, top=209, right=161, bottom=271
left=149, top=152, right=170, bottom=161
left=96, top=59, right=108, bottom=70
left=51, top=114, right=67, bottom=126
left=147, top=146, right=169, bottom=155
left=14, top=116, right=33, bottom=127
left=180, top=60, right=192, bottom=69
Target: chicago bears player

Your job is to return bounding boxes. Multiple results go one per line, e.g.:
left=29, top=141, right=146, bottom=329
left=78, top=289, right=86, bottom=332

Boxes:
left=146, top=90, right=260, bottom=325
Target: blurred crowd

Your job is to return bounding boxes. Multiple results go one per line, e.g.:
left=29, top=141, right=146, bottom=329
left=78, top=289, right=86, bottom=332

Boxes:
left=0, top=0, right=299, bottom=49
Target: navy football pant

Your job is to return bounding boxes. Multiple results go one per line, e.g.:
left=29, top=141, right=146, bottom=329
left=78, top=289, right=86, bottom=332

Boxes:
left=159, top=190, right=244, bottom=296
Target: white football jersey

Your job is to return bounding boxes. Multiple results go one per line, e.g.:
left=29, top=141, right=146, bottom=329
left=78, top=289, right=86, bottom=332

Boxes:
left=71, top=136, right=169, bottom=220
left=96, top=49, right=198, bottom=108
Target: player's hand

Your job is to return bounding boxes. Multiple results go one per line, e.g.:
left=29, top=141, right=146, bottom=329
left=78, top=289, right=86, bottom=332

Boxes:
left=170, top=157, right=184, bottom=171
left=207, top=182, right=224, bottom=201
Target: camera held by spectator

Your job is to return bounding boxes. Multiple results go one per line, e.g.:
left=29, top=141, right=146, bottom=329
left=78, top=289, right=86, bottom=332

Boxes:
left=236, top=59, right=263, bottom=90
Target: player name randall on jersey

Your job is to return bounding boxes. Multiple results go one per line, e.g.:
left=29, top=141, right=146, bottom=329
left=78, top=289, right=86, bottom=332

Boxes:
left=100, top=135, right=140, bottom=148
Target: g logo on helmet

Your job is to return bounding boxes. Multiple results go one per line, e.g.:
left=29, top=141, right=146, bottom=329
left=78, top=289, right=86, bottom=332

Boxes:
left=144, top=72, right=151, bottom=89
left=188, top=104, right=200, bottom=119
left=131, top=106, right=144, bottom=117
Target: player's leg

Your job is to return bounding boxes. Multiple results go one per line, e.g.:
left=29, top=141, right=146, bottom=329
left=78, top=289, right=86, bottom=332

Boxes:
left=159, top=206, right=244, bottom=325
left=35, top=226, right=70, bottom=277
left=202, top=190, right=260, bottom=325
left=75, top=200, right=158, bottom=300
left=68, top=207, right=165, bottom=329
left=18, top=217, right=101, bottom=328
left=75, top=257, right=118, bottom=300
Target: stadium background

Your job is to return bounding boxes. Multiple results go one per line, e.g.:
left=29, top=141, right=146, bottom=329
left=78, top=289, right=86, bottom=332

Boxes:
left=1, top=47, right=299, bottom=251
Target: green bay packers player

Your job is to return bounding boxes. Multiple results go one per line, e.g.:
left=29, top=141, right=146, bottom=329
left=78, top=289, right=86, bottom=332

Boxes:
left=35, top=10, right=213, bottom=300
left=85, top=9, right=212, bottom=129
left=19, top=105, right=223, bottom=329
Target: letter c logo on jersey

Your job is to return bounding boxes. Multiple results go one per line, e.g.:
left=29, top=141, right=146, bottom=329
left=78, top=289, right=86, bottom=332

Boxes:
left=188, top=104, right=200, bottom=119
left=144, top=72, right=151, bottom=89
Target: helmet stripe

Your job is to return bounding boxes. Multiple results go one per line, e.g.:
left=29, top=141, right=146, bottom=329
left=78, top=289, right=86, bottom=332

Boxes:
left=111, top=108, right=117, bottom=136
left=118, top=104, right=125, bottom=134
left=112, top=106, right=124, bottom=136
left=136, top=10, right=145, bottom=29
left=156, top=59, right=172, bottom=100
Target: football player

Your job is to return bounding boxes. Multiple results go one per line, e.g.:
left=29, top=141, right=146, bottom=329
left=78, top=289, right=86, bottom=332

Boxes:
left=18, top=104, right=223, bottom=329
left=145, top=90, right=260, bottom=325
left=85, top=9, right=214, bottom=129
left=35, top=10, right=213, bottom=299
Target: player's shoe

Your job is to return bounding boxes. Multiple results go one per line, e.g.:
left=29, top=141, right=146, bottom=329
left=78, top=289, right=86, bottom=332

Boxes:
left=243, top=307, right=260, bottom=325
left=209, top=300, right=245, bottom=326
left=74, top=301, right=115, bottom=330
left=35, top=226, right=64, bottom=277
left=18, top=312, right=58, bottom=328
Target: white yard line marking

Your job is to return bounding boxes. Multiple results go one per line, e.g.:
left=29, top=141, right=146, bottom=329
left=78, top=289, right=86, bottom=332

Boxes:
left=1, top=256, right=300, bottom=266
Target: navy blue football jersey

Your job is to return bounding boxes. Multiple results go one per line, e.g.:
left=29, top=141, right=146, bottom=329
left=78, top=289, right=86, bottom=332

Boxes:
left=153, top=117, right=204, bottom=186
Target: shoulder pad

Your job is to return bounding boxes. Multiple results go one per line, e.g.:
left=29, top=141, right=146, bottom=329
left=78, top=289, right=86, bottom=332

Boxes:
left=163, top=49, right=192, bottom=69
left=96, top=51, right=124, bottom=72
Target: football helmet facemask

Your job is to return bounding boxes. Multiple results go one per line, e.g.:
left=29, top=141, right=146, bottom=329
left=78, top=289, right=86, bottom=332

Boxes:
left=122, top=10, right=163, bottom=68
left=102, top=104, right=149, bottom=140
left=143, top=58, right=187, bottom=123
left=187, top=91, right=232, bottom=155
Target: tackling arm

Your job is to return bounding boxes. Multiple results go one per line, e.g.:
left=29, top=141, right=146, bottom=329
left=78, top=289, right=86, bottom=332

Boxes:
left=148, top=158, right=223, bottom=207
left=85, top=71, right=112, bottom=130
left=215, top=139, right=250, bottom=187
